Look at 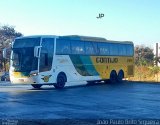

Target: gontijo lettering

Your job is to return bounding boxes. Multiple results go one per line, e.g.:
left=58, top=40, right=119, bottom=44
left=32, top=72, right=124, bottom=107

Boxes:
left=96, top=57, right=118, bottom=63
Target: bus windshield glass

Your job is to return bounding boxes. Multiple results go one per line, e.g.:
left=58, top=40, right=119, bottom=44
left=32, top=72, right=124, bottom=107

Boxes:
left=11, top=38, right=40, bottom=72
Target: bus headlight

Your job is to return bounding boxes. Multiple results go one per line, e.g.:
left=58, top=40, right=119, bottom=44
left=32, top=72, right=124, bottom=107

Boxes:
left=30, top=72, right=38, bottom=76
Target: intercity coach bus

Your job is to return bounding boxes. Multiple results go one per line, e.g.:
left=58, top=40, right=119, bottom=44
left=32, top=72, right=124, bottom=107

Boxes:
left=9, top=35, right=134, bottom=89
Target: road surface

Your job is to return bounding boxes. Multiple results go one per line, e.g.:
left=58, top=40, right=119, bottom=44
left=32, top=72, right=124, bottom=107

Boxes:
left=0, top=81, right=160, bottom=124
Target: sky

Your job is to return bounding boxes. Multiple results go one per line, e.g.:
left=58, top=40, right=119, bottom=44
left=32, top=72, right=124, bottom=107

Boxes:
left=0, top=0, right=160, bottom=47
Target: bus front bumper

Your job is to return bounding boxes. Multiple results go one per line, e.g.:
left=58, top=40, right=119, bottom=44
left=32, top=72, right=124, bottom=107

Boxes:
left=10, top=77, right=36, bottom=84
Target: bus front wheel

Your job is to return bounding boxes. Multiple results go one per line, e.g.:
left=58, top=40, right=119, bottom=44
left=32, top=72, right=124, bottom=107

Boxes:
left=54, top=73, right=66, bottom=89
left=31, top=84, right=42, bottom=89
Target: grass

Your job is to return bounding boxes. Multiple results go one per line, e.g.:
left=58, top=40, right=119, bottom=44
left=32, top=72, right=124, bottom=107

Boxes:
left=129, top=66, right=160, bottom=82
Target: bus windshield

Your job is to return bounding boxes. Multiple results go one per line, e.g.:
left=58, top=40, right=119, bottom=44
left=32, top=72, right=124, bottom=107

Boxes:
left=13, top=37, right=40, bottom=48
left=11, top=48, right=38, bottom=72
left=11, top=38, right=40, bottom=72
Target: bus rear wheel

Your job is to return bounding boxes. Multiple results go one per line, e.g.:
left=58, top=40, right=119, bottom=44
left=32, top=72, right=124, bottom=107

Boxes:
left=117, top=70, right=124, bottom=83
left=31, top=84, right=42, bottom=89
left=109, top=70, right=117, bottom=83
left=54, top=73, right=66, bottom=89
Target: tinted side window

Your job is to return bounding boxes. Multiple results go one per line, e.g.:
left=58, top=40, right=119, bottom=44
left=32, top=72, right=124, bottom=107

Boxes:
left=92, top=42, right=99, bottom=55
left=109, top=43, right=119, bottom=55
left=56, top=39, right=71, bottom=54
left=71, top=40, right=84, bottom=54
left=126, top=44, right=134, bottom=56
left=40, top=38, right=54, bottom=72
left=118, top=44, right=127, bottom=56
left=98, top=42, right=110, bottom=55
left=85, top=42, right=94, bottom=55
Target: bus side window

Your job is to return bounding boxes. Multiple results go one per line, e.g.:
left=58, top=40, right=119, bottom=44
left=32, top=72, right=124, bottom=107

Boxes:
left=92, top=42, right=99, bottom=55
left=71, top=40, right=84, bottom=54
left=56, top=39, right=71, bottom=54
left=98, top=42, right=110, bottom=55
left=118, top=44, right=127, bottom=56
left=126, top=44, right=134, bottom=56
left=110, top=43, right=119, bottom=56
left=85, top=42, right=94, bottom=55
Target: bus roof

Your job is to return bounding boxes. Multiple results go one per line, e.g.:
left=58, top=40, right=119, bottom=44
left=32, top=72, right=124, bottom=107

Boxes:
left=15, top=35, right=57, bottom=39
left=15, top=35, right=133, bottom=45
left=59, top=35, right=133, bottom=44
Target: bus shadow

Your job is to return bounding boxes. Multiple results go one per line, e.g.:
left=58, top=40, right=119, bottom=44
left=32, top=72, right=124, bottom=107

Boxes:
left=29, top=80, right=129, bottom=91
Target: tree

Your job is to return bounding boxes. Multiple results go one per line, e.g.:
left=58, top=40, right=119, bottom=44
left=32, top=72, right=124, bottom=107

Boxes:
left=0, top=25, right=22, bottom=49
left=0, top=25, right=23, bottom=71
left=134, top=45, right=154, bottom=66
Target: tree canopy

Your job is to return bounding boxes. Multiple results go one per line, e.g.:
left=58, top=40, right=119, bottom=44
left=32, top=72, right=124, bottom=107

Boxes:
left=134, top=45, right=154, bottom=66
left=0, top=25, right=22, bottom=49
left=0, top=25, right=23, bottom=71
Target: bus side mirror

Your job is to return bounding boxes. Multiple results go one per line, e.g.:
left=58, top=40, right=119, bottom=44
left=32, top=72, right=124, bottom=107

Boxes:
left=3, top=48, right=7, bottom=59
left=34, top=46, right=41, bottom=58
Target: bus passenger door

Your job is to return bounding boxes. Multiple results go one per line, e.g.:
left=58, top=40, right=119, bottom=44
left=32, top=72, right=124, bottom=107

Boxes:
left=39, top=38, right=54, bottom=73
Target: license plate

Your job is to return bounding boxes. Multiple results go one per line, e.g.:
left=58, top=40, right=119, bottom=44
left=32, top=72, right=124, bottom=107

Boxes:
left=19, top=79, right=24, bottom=82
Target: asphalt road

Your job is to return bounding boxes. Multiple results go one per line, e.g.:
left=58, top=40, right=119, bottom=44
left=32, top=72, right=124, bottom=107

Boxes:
left=0, top=81, right=160, bottom=124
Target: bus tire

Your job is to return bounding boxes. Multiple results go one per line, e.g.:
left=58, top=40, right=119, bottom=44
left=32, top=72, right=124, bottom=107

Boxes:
left=54, top=73, right=67, bottom=89
left=109, top=70, right=117, bottom=83
left=31, top=84, right=42, bottom=89
left=117, top=70, right=124, bottom=83
left=87, top=81, right=95, bottom=85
